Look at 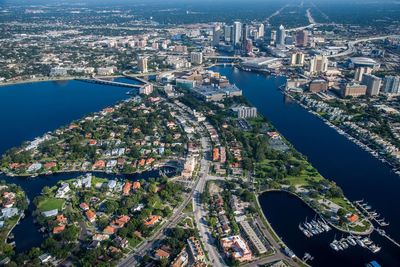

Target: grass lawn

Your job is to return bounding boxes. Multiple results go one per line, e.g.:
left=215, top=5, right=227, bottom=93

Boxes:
left=128, top=236, right=142, bottom=248
left=37, top=197, right=65, bottom=212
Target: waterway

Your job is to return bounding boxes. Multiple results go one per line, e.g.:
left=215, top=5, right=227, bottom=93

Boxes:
left=0, top=78, right=163, bottom=253
left=211, top=66, right=400, bottom=266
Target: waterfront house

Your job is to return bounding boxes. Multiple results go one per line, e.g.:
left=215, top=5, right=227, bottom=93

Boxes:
left=1, top=208, right=18, bottom=219
left=107, top=180, right=117, bottom=190
left=55, top=182, right=70, bottom=198
left=44, top=162, right=57, bottom=169
left=122, top=182, right=132, bottom=195
left=42, top=209, right=58, bottom=218
left=53, top=224, right=66, bottom=234
left=92, top=160, right=106, bottom=169
left=132, top=181, right=141, bottom=190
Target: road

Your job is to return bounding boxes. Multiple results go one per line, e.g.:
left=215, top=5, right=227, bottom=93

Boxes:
left=328, top=35, right=400, bottom=58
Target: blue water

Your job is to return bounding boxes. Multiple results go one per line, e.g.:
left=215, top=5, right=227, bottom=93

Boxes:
left=0, top=80, right=131, bottom=155
left=0, top=79, right=132, bottom=252
left=211, top=66, right=400, bottom=267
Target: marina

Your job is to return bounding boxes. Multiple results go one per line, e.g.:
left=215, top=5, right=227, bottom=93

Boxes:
left=298, top=216, right=331, bottom=238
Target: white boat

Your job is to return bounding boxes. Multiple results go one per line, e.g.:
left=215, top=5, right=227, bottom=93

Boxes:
left=347, top=236, right=357, bottom=246
left=362, top=237, right=373, bottom=246
left=369, top=244, right=381, bottom=253
left=330, top=242, right=339, bottom=251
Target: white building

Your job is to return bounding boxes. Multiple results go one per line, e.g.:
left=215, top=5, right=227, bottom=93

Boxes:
left=190, top=52, right=203, bottom=65
left=237, top=107, right=257, bottom=119
left=138, top=56, right=148, bottom=73
left=309, top=55, right=328, bottom=74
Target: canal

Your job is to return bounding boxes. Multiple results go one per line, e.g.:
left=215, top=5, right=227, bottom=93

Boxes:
left=211, top=66, right=400, bottom=266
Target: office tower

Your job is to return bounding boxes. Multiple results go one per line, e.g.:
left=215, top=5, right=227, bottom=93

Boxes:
left=245, top=39, right=253, bottom=54
left=190, top=52, right=203, bottom=64
left=296, top=30, right=308, bottom=47
left=361, top=74, right=382, bottom=96
left=242, top=24, right=249, bottom=46
left=233, top=21, right=242, bottom=46
left=212, top=25, right=221, bottom=47
left=354, top=67, right=372, bottom=82
left=271, top=30, right=277, bottom=44
left=224, top=25, right=233, bottom=42
left=276, top=25, right=286, bottom=48
left=264, top=23, right=272, bottom=44
left=138, top=56, right=148, bottom=73
left=383, top=76, right=400, bottom=94
left=257, top=23, right=265, bottom=39
left=290, top=52, right=305, bottom=66
left=309, top=55, right=328, bottom=74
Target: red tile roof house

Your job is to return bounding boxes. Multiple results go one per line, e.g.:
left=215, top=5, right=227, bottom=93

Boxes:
left=103, top=225, right=117, bottom=235
left=155, top=249, right=170, bottom=260
left=44, top=162, right=57, bottom=169
left=86, top=210, right=97, bottom=223
left=56, top=214, right=68, bottom=225
left=92, top=160, right=106, bottom=170
left=112, top=215, right=130, bottom=228
left=144, top=215, right=161, bottom=227
left=122, top=182, right=132, bottom=196
left=53, top=225, right=66, bottom=234
left=80, top=202, right=89, bottom=211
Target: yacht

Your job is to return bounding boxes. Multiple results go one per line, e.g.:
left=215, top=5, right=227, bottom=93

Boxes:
left=369, top=244, right=381, bottom=253
left=347, top=236, right=357, bottom=246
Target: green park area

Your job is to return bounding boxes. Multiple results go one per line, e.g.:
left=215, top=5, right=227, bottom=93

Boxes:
left=37, top=197, right=65, bottom=212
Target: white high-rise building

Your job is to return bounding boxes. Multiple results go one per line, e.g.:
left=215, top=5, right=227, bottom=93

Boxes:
left=138, top=56, right=148, bottom=73
left=361, top=73, right=381, bottom=96
left=238, top=107, right=257, bottom=118
left=383, top=76, right=400, bottom=94
left=190, top=52, right=203, bottom=65
left=257, top=23, right=265, bottom=39
left=212, top=25, right=221, bottom=47
left=276, top=25, right=286, bottom=48
left=224, top=25, right=233, bottom=43
left=354, top=67, right=372, bottom=82
left=233, top=21, right=242, bottom=46
left=309, top=55, right=328, bottom=74
left=290, top=52, right=305, bottom=66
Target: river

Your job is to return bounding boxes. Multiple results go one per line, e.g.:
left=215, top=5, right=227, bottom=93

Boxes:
left=211, top=66, right=400, bottom=266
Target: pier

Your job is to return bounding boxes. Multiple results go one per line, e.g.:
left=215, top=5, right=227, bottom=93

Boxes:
left=375, top=228, right=400, bottom=248
left=354, top=200, right=389, bottom=227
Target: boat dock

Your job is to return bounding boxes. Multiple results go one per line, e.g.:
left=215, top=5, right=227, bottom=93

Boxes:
left=375, top=228, right=400, bottom=248
left=353, top=200, right=389, bottom=227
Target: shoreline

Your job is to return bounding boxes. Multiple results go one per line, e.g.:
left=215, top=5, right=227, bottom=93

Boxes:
left=258, top=189, right=374, bottom=236
left=283, top=90, right=400, bottom=176
left=0, top=75, right=124, bottom=87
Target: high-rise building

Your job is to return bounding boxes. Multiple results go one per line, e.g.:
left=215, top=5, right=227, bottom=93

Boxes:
left=257, top=23, right=265, bottom=39
left=190, top=52, right=203, bottom=64
left=309, top=79, right=328, bottom=93
left=341, top=83, right=367, bottom=98
left=233, top=21, right=242, bottom=46
left=309, top=55, right=328, bottom=74
left=296, top=30, right=308, bottom=47
left=271, top=30, right=277, bottom=44
left=224, top=25, right=233, bottom=43
left=276, top=25, right=286, bottom=48
left=264, top=23, right=272, bottom=44
left=354, top=67, right=372, bottom=82
left=361, top=74, right=382, bottom=96
left=212, top=25, right=221, bottom=47
left=238, top=107, right=257, bottom=118
left=241, top=24, right=249, bottom=46
left=138, top=56, right=148, bottom=73
left=383, top=76, right=400, bottom=94
left=290, top=52, right=305, bottom=66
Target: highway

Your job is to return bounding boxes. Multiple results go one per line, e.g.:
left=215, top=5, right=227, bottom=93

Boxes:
left=328, top=35, right=400, bottom=58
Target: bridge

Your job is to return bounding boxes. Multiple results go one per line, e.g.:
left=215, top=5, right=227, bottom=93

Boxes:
left=77, top=77, right=143, bottom=88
